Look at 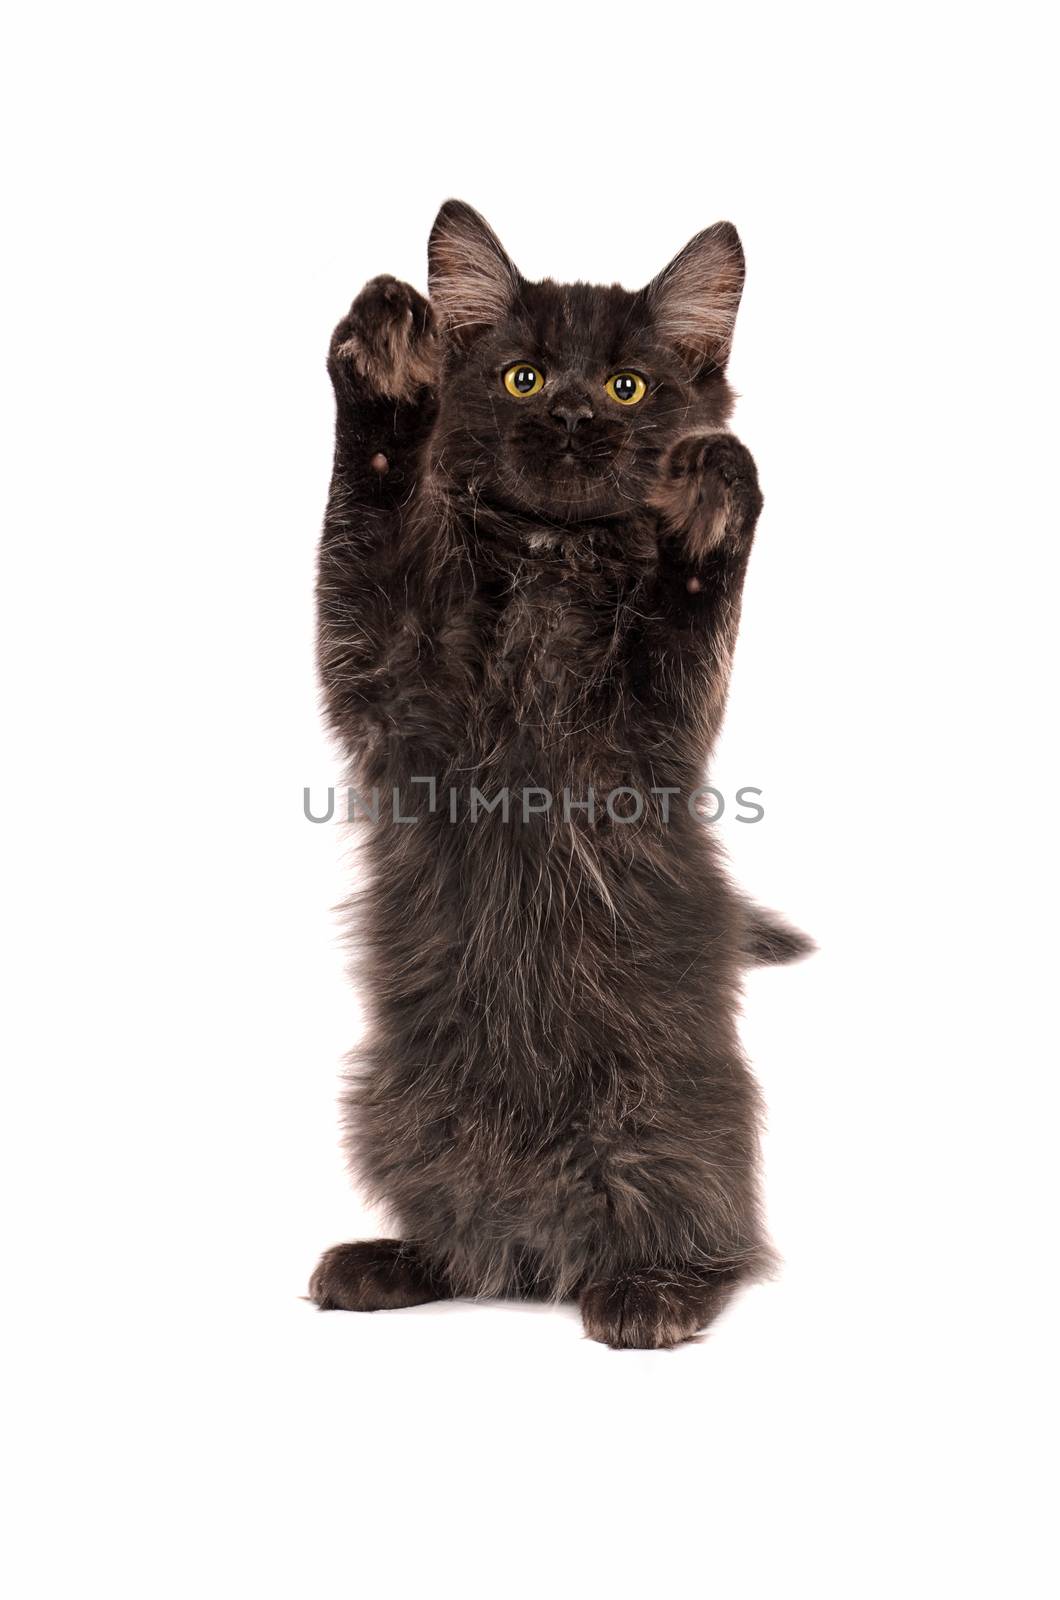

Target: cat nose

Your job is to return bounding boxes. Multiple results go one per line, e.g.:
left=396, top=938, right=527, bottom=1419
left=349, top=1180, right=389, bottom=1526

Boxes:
left=550, top=396, right=594, bottom=434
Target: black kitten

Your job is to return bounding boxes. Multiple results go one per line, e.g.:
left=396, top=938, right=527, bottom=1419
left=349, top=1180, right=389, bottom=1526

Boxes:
left=309, top=202, right=809, bottom=1348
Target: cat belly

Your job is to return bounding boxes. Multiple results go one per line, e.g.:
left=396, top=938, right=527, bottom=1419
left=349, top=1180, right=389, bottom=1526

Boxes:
left=347, top=813, right=750, bottom=1298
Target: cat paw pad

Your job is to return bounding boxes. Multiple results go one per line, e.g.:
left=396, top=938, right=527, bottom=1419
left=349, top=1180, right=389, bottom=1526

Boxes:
left=330, top=276, right=438, bottom=402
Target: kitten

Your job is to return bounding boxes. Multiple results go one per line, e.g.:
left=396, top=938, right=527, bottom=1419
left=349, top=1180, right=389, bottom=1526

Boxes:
left=309, top=202, right=810, bottom=1348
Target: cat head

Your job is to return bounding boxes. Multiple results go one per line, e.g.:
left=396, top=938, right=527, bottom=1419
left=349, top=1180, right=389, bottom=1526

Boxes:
left=427, top=200, right=744, bottom=522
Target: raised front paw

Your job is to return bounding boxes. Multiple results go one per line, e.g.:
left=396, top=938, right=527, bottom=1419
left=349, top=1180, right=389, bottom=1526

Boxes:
left=329, top=275, right=439, bottom=403
left=652, top=432, right=763, bottom=561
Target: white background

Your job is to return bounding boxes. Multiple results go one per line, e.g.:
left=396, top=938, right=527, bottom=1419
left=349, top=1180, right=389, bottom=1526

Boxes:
left=3, top=3, right=1056, bottom=1595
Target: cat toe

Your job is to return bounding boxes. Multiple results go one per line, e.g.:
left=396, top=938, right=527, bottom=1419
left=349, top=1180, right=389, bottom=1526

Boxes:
left=309, top=1239, right=447, bottom=1312
left=330, top=276, right=437, bottom=402
left=580, top=1267, right=739, bottom=1350
left=580, top=1276, right=692, bottom=1349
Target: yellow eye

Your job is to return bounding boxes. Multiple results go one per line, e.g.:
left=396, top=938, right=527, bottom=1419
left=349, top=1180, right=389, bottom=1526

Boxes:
left=503, top=363, right=544, bottom=398
left=605, top=372, right=647, bottom=405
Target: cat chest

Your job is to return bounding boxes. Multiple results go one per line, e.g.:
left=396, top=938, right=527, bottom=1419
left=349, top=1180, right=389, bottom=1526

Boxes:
left=484, top=573, right=625, bottom=715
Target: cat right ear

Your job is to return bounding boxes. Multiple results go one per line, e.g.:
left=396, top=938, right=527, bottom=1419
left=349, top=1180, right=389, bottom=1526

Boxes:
left=646, top=222, right=746, bottom=372
left=428, top=200, right=520, bottom=344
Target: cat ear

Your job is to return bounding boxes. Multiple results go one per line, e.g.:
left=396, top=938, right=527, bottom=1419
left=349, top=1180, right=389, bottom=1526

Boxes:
left=428, top=200, right=520, bottom=343
left=646, top=222, right=745, bottom=370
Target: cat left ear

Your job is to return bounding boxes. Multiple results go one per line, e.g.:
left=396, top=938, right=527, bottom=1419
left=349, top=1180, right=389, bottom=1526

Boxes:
left=428, top=200, right=520, bottom=345
left=646, top=222, right=745, bottom=371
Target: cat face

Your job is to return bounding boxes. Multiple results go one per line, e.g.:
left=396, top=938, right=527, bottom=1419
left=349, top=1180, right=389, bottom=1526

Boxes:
left=427, top=201, right=745, bottom=522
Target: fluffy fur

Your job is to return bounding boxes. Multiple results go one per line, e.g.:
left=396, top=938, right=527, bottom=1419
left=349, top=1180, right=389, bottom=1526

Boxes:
left=309, top=203, right=810, bottom=1348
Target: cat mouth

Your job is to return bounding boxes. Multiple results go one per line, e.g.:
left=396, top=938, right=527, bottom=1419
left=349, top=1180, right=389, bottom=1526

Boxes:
left=554, top=441, right=604, bottom=467
left=496, top=479, right=622, bottom=525
left=493, top=449, right=624, bottom=518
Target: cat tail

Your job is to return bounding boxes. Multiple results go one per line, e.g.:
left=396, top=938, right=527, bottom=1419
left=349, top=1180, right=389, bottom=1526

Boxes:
left=741, top=902, right=815, bottom=966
